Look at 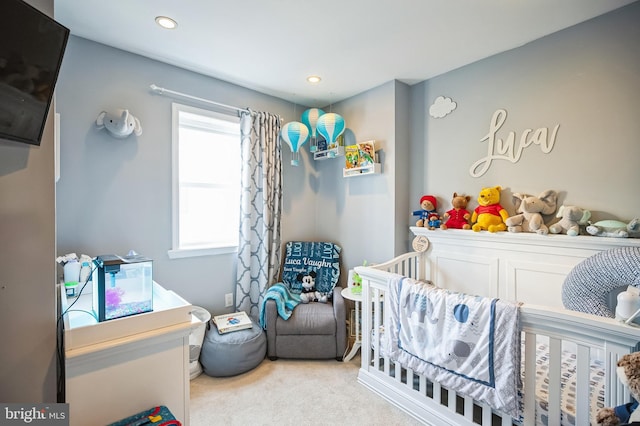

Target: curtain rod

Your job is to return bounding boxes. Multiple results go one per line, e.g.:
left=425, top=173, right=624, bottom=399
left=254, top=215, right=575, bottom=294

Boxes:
left=149, top=84, right=249, bottom=115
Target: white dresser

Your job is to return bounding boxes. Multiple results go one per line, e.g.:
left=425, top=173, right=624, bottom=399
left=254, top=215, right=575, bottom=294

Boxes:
left=62, top=282, right=192, bottom=426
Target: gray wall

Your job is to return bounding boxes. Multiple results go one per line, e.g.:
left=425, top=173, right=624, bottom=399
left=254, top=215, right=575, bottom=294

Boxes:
left=55, top=37, right=308, bottom=314
left=55, top=3, right=639, bottom=321
left=409, top=3, right=640, bottom=222
left=0, top=0, right=57, bottom=403
left=313, top=81, right=411, bottom=272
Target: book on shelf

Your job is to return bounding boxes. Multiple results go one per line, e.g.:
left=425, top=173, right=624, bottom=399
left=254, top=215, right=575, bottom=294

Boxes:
left=316, top=137, right=328, bottom=152
left=357, top=141, right=376, bottom=167
left=213, top=311, right=253, bottom=334
left=345, top=144, right=359, bottom=169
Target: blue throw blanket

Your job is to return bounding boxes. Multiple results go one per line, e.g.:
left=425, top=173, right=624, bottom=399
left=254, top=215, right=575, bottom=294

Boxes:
left=259, top=283, right=301, bottom=329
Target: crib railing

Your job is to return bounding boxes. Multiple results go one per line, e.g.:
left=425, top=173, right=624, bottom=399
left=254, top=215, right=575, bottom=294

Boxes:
left=355, top=251, right=640, bottom=426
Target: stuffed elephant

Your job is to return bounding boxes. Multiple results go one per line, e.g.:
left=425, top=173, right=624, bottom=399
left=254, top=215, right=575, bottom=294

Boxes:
left=96, top=109, right=143, bottom=138
left=505, top=190, right=558, bottom=235
left=549, top=205, right=591, bottom=236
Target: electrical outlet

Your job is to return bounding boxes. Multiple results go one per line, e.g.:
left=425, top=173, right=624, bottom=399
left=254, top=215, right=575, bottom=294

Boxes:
left=225, top=293, right=233, bottom=307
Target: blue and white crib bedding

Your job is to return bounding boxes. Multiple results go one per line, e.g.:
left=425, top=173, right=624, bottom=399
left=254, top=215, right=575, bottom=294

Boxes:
left=523, top=342, right=605, bottom=426
left=387, top=275, right=522, bottom=418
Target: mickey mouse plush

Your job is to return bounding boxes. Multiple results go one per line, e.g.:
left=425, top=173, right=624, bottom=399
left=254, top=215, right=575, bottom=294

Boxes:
left=297, top=271, right=329, bottom=303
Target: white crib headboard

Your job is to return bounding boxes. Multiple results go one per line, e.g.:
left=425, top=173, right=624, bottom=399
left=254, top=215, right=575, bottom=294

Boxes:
left=409, top=227, right=640, bottom=308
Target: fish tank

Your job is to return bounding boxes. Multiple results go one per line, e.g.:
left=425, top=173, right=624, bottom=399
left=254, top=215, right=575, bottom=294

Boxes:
left=92, top=254, right=153, bottom=322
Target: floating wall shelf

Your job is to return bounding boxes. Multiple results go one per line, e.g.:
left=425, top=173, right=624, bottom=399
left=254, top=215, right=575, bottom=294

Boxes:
left=313, top=146, right=344, bottom=160
left=343, top=163, right=381, bottom=177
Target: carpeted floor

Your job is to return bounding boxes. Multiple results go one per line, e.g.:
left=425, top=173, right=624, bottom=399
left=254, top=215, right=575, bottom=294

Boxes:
left=189, top=354, right=424, bottom=426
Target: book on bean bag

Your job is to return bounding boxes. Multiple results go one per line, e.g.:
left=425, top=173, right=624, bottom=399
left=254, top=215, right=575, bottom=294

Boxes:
left=213, top=311, right=252, bottom=334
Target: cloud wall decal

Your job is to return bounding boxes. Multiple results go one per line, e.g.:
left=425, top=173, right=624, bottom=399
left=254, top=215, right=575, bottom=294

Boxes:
left=429, top=96, right=457, bottom=118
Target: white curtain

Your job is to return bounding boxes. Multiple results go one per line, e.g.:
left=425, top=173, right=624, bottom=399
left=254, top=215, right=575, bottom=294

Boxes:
left=235, top=110, right=283, bottom=319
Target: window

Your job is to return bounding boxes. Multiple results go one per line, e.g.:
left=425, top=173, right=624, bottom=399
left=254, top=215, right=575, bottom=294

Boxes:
left=169, top=102, right=241, bottom=259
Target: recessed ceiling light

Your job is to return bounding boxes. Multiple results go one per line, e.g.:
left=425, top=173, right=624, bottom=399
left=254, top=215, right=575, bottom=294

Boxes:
left=155, top=16, right=177, bottom=29
left=307, top=75, right=321, bottom=84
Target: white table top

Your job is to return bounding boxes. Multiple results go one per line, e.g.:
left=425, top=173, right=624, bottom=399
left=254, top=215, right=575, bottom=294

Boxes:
left=341, top=286, right=363, bottom=302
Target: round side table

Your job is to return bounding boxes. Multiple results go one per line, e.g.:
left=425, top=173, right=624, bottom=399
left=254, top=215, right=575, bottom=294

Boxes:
left=341, top=287, right=362, bottom=362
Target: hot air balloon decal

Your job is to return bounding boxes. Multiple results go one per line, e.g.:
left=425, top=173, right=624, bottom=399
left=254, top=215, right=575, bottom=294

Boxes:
left=316, top=113, right=345, bottom=158
left=301, top=108, right=325, bottom=153
left=281, top=121, right=309, bottom=166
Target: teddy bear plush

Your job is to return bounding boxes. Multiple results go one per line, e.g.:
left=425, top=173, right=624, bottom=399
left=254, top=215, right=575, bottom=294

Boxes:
left=471, top=186, right=509, bottom=232
left=440, top=192, right=471, bottom=230
left=596, top=352, right=640, bottom=425
left=505, top=190, right=558, bottom=235
left=413, top=195, right=441, bottom=229
left=549, top=205, right=591, bottom=236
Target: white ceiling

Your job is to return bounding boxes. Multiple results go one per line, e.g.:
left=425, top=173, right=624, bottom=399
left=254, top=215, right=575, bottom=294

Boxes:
left=54, top=0, right=636, bottom=107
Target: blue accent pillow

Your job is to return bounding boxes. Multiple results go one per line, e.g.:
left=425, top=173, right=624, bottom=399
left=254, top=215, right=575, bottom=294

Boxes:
left=281, top=241, right=341, bottom=294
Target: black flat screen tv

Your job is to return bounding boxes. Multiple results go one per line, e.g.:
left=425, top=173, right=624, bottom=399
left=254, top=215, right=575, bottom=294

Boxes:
left=0, top=0, right=69, bottom=146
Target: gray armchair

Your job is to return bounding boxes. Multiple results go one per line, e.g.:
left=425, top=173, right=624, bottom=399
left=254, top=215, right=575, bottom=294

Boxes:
left=263, top=241, right=347, bottom=361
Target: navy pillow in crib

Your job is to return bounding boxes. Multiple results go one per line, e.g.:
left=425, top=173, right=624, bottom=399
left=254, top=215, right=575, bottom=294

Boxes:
left=281, top=241, right=341, bottom=295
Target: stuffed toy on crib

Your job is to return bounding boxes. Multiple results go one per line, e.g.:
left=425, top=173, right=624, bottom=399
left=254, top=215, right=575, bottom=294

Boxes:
left=471, top=186, right=509, bottom=232
left=413, top=195, right=441, bottom=229
left=505, top=190, right=557, bottom=235
left=440, top=192, right=471, bottom=230
left=597, top=352, right=640, bottom=425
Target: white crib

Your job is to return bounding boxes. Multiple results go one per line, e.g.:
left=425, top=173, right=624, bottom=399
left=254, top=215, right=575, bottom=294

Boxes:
left=355, top=228, right=640, bottom=426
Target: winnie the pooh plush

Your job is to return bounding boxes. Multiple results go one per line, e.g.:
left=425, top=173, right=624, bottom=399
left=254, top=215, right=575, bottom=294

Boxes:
left=471, top=186, right=509, bottom=232
left=440, top=192, right=471, bottom=230
left=596, top=351, right=640, bottom=425
left=505, top=190, right=558, bottom=235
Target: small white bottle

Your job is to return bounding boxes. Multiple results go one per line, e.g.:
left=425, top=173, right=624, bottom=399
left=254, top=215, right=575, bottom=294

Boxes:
left=616, top=289, right=640, bottom=323
left=64, top=259, right=81, bottom=284
left=79, top=261, right=92, bottom=284
left=64, top=260, right=81, bottom=297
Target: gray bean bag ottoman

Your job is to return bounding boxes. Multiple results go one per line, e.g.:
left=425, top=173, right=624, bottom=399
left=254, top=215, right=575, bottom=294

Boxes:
left=200, top=319, right=266, bottom=377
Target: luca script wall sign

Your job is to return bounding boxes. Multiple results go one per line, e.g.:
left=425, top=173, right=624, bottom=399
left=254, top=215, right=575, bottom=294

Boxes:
left=469, top=109, right=560, bottom=178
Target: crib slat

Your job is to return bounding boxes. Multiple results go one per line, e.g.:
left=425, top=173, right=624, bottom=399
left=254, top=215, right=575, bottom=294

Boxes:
left=607, top=348, right=618, bottom=407
left=463, top=396, right=473, bottom=421
left=500, top=413, right=511, bottom=426
left=606, top=343, right=632, bottom=407
left=407, top=367, right=414, bottom=389
left=481, top=402, right=492, bottom=425
left=419, top=374, right=427, bottom=395
left=548, top=337, right=562, bottom=423
left=433, top=382, right=441, bottom=405
left=361, top=277, right=372, bottom=371
left=447, top=388, right=456, bottom=412
left=575, top=344, right=590, bottom=425
left=372, top=286, right=380, bottom=371
left=523, top=332, right=537, bottom=425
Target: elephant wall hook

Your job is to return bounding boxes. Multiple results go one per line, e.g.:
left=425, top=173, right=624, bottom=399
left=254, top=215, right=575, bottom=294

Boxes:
left=96, top=109, right=142, bottom=139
